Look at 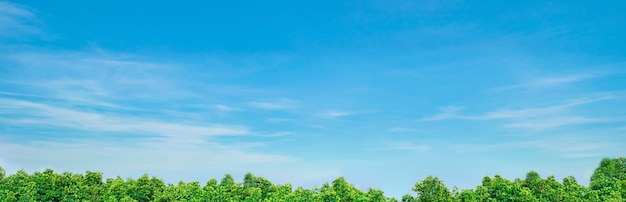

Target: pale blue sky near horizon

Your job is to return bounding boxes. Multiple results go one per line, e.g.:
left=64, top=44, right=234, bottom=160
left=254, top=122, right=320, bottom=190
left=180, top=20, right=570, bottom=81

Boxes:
left=1, top=0, right=625, bottom=198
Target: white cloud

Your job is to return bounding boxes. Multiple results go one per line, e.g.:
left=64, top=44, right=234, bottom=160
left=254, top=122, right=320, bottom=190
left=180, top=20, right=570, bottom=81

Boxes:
left=256, top=131, right=293, bottom=137
left=248, top=99, right=297, bottom=110
left=479, top=95, right=613, bottom=120
left=419, top=105, right=464, bottom=121
left=419, top=95, right=615, bottom=130
left=5, top=50, right=171, bottom=70
left=0, top=98, right=249, bottom=142
left=452, top=135, right=622, bottom=159
left=0, top=2, right=32, bottom=17
left=0, top=1, right=40, bottom=38
left=318, top=109, right=355, bottom=119
left=317, top=109, right=378, bottom=120
left=375, top=142, right=431, bottom=152
left=0, top=50, right=219, bottom=113
left=0, top=95, right=293, bottom=178
left=503, top=116, right=605, bottom=130
left=212, top=104, right=241, bottom=112
left=0, top=139, right=294, bottom=179
left=494, top=74, right=596, bottom=91
left=265, top=118, right=294, bottom=123
left=387, top=127, right=419, bottom=133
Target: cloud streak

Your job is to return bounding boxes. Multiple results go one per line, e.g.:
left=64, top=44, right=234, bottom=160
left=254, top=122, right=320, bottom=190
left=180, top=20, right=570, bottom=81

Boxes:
left=495, top=74, right=596, bottom=91
left=248, top=99, right=297, bottom=110
left=452, top=135, right=622, bottom=159
left=0, top=1, right=40, bottom=38
left=0, top=98, right=249, bottom=142
left=502, top=116, right=606, bottom=130
left=318, top=109, right=355, bottom=119
left=419, top=106, right=464, bottom=121
left=374, top=142, right=431, bottom=152
left=387, top=127, right=419, bottom=133
left=0, top=139, right=295, bottom=179
left=212, top=104, right=242, bottom=112
left=419, top=95, right=616, bottom=130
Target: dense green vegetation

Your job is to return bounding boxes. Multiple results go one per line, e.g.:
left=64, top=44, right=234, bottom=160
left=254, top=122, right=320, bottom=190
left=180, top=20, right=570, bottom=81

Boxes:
left=0, top=157, right=624, bottom=201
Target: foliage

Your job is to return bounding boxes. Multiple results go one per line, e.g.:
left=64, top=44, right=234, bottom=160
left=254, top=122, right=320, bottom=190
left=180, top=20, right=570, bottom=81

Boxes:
left=0, top=157, right=624, bottom=201
left=412, top=176, right=451, bottom=202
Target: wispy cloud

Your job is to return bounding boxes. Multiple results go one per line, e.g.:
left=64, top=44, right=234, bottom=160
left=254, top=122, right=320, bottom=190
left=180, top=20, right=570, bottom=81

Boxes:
left=256, top=131, right=293, bottom=137
left=264, top=118, right=294, bottom=123
left=420, top=95, right=615, bottom=129
left=248, top=99, right=297, bottom=110
left=479, top=95, right=613, bottom=120
left=0, top=1, right=32, bottom=17
left=212, top=104, right=242, bottom=112
left=493, top=73, right=610, bottom=91
left=0, top=50, right=211, bottom=110
left=0, top=98, right=249, bottom=142
left=501, top=75, right=594, bottom=90
left=14, top=79, right=123, bottom=108
left=0, top=139, right=294, bottom=177
left=5, top=50, right=171, bottom=69
left=317, top=109, right=378, bottom=120
left=0, top=1, right=41, bottom=38
left=503, top=116, right=606, bottom=130
left=419, top=105, right=463, bottom=121
left=374, top=142, right=431, bottom=152
left=318, top=109, right=355, bottom=119
left=387, top=127, right=419, bottom=133
left=452, top=135, right=622, bottom=158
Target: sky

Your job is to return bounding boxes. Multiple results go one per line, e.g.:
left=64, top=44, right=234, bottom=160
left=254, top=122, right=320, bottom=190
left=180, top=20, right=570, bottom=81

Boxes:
left=1, top=0, right=625, bottom=198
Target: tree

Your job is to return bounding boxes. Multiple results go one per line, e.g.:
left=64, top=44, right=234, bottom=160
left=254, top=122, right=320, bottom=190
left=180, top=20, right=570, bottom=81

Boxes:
left=401, top=194, right=415, bottom=202
left=590, top=157, right=626, bottom=200
left=73, top=171, right=104, bottom=201
left=291, top=187, right=316, bottom=202
left=367, top=188, right=386, bottom=202
left=103, top=176, right=131, bottom=201
left=456, top=188, right=486, bottom=201
left=481, top=175, right=536, bottom=201
left=0, top=157, right=625, bottom=201
left=217, top=174, right=240, bottom=201
left=4, top=170, right=37, bottom=201
left=561, top=176, right=586, bottom=201
left=413, top=175, right=452, bottom=202
left=0, top=166, right=5, bottom=180
left=242, top=172, right=274, bottom=200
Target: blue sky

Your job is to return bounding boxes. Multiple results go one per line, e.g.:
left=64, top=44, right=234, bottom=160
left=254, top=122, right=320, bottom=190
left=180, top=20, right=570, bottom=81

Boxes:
left=1, top=0, right=625, bottom=198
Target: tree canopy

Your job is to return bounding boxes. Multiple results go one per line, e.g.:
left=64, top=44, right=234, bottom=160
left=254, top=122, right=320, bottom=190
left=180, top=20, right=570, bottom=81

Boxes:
left=0, top=157, right=624, bottom=201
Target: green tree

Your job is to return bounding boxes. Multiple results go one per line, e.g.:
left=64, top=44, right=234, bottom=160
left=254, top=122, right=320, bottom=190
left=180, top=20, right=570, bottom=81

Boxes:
left=413, top=175, right=452, bottom=202
left=367, top=188, right=386, bottom=202
left=401, top=194, right=415, bottom=202
left=481, top=175, right=536, bottom=201
left=0, top=166, right=5, bottom=180
left=1, top=157, right=625, bottom=202
left=561, top=176, right=586, bottom=202
left=242, top=172, right=274, bottom=200
left=216, top=174, right=240, bottom=201
left=5, top=170, right=37, bottom=201
left=103, top=176, right=131, bottom=201
left=331, top=177, right=367, bottom=201
left=290, top=187, right=316, bottom=202
left=590, top=157, right=626, bottom=200
left=317, top=182, right=339, bottom=202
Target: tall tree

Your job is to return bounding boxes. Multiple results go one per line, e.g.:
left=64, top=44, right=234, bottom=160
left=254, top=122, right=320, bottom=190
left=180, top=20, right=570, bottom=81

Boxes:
left=413, top=175, right=452, bottom=202
left=590, top=157, right=626, bottom=200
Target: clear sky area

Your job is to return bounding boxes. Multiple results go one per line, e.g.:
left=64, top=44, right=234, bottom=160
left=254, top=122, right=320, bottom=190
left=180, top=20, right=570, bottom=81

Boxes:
left=1, top=0, right=625, bottom=198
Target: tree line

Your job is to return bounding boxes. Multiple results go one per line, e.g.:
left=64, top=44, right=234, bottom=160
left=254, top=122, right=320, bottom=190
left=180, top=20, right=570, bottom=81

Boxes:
left=0, top=157, right=624, bottom=201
